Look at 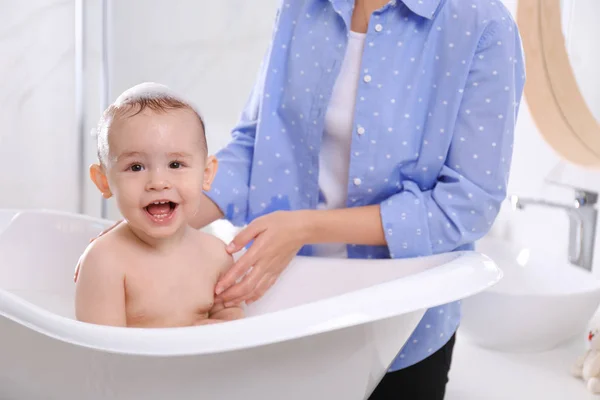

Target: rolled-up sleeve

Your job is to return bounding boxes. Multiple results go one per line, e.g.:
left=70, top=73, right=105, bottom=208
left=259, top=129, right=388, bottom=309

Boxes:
left=380, top=18, right=526, bottom=258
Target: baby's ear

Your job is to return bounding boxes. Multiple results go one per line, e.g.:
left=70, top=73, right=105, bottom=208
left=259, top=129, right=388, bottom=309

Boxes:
left=89, top=164, right=112, bottom=198
left=202, top=155, right=218, bottom=191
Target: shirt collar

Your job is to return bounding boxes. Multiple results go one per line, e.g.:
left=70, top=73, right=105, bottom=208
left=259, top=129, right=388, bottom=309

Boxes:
left=398, top=0, right=442, bottom=19
left=329, top=0, right=441, bottom=20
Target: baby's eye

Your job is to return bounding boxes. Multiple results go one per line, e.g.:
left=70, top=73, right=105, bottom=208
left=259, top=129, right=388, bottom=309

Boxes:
left=170, top=161, right=182, bottom=169
left=130, top=164, right=144, bottom=172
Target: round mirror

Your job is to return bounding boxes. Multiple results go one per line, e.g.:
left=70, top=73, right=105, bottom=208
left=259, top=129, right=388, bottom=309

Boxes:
left=517, top=0, right=600, bottom=167
left=561, top=0, right=600, bottom=123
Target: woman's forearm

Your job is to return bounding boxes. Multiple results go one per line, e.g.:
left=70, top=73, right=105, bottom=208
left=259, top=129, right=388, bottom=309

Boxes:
left=302, top=205, right=387, bottom=246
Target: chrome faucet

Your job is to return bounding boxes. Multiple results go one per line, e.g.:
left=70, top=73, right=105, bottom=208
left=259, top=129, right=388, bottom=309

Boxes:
left=510, top=189, right=598, bottom=272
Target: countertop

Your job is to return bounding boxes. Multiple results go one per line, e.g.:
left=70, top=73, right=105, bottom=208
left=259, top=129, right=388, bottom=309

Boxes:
left=447, top=329, right=599, bottom=399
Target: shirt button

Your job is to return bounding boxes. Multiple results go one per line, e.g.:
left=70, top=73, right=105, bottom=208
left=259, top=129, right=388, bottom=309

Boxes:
left=357, top=126, right=365, bottom=135
left=375, top=24, right=383, bottom=32
left=353, top=178, right=362, bottom=186
left=363, top=74, right=372, bottom=83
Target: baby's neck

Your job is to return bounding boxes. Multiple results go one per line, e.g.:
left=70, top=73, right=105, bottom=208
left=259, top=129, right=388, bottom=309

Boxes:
left=126, top=223, right=192, bottom=253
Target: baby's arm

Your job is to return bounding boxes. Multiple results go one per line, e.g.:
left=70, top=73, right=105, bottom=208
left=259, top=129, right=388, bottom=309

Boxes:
left=74, top=242, right=127, bottom=327
left=198, top=234, right=246, bottom=324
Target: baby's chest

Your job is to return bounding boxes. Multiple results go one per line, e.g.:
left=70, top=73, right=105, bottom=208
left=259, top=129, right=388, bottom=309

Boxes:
left=124, top=259, right=218, bottom=320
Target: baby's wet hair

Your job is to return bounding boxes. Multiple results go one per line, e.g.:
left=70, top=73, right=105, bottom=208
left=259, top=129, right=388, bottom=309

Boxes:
left=95, top=82, right=207, bottom=166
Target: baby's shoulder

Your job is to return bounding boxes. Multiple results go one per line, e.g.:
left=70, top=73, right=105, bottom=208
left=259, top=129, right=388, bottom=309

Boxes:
left=188, top=229, right=225, bottom=250
left=79, top=227, right=129, bottom=271
left=189, top=231, right=234, bottom=271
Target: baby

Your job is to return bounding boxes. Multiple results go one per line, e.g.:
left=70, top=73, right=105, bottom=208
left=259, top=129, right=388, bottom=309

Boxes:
left=74, top=82, right=244, bottom=328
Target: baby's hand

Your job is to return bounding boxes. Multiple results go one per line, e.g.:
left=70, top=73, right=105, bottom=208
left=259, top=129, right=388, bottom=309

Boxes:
left=73, top=219, right=123, bottom=282
left=208, top=301, right=245, bottom=322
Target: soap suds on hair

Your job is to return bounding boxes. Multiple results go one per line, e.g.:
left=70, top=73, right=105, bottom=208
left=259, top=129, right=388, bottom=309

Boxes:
left=95, top=82, right=207, bottom=165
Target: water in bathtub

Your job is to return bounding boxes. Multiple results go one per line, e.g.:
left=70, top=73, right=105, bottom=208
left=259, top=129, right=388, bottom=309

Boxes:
left=75, top=82, right=244, bottom=328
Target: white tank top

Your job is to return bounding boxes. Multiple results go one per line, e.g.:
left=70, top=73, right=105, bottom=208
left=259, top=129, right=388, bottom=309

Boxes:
left=313, top=31, right=366, bottom=258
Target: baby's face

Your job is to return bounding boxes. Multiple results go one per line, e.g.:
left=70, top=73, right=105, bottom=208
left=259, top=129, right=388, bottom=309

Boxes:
left=93, top=107, right=214, bottom=239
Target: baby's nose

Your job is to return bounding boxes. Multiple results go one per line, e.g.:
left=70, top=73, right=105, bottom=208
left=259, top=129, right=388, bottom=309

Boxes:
left=145, top=171, right=171, bottom=191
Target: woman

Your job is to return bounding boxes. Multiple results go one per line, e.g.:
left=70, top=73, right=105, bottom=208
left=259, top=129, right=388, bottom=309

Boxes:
left=196, top=0, right=525, bottom=397
left=201, top=0, right=525, bottom=398
left=85, top=0, right=525, bottom=398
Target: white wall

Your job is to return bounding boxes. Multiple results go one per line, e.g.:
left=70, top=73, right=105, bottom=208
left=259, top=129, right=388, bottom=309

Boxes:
left=0, top=0, right=78, bottom=212
left=1, top=0, right=599, bottom=272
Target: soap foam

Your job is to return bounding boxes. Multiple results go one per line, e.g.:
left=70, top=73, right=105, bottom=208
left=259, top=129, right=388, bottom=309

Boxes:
left=94, top=82, right=205, bottom=165
left=112, top=82, right=203, bottom=121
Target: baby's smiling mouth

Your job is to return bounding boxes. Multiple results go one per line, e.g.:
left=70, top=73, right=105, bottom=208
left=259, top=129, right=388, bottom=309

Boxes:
left=145, top=200, right=178, bottom=220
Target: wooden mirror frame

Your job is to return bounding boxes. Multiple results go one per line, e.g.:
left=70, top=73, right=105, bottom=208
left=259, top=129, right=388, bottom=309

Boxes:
left=516, top=0, right=600, bottom=167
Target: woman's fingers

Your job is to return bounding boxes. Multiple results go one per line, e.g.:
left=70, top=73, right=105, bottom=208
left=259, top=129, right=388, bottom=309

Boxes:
left=226, top=220, right=264, bottom=254
left=225, top=270, right=271, bottom=307
left=246, top=274, right=277, bottom=305
left=73, top=262, right=81, bottom=283
left=221, top=267, right=265, bottom=307
left=73, top=254, right=83, bottom=282
left=215, top=245, right=260, bottom=296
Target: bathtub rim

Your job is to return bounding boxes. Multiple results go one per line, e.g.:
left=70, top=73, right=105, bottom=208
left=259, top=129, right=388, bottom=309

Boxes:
left=0, top=255, right=500, bottom=357
left=0, top=209, right=502, bottom=356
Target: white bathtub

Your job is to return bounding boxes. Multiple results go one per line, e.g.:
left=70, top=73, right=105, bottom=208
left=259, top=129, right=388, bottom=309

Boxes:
left=0, top=209, right=501, bottom=400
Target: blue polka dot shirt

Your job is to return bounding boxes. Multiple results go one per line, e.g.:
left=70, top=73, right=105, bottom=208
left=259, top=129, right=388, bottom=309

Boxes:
left=205, top=0, right=525, bottom=371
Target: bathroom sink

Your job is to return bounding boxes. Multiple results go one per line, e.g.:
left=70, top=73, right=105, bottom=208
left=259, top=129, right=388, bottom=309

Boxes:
left=459, top=236, right=600, bottom=352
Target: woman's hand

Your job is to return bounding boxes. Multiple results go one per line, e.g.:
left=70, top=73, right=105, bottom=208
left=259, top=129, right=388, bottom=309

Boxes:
left=214, top=210, right=310, bottom=306
left=73, top=219, right=123, bottom=282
